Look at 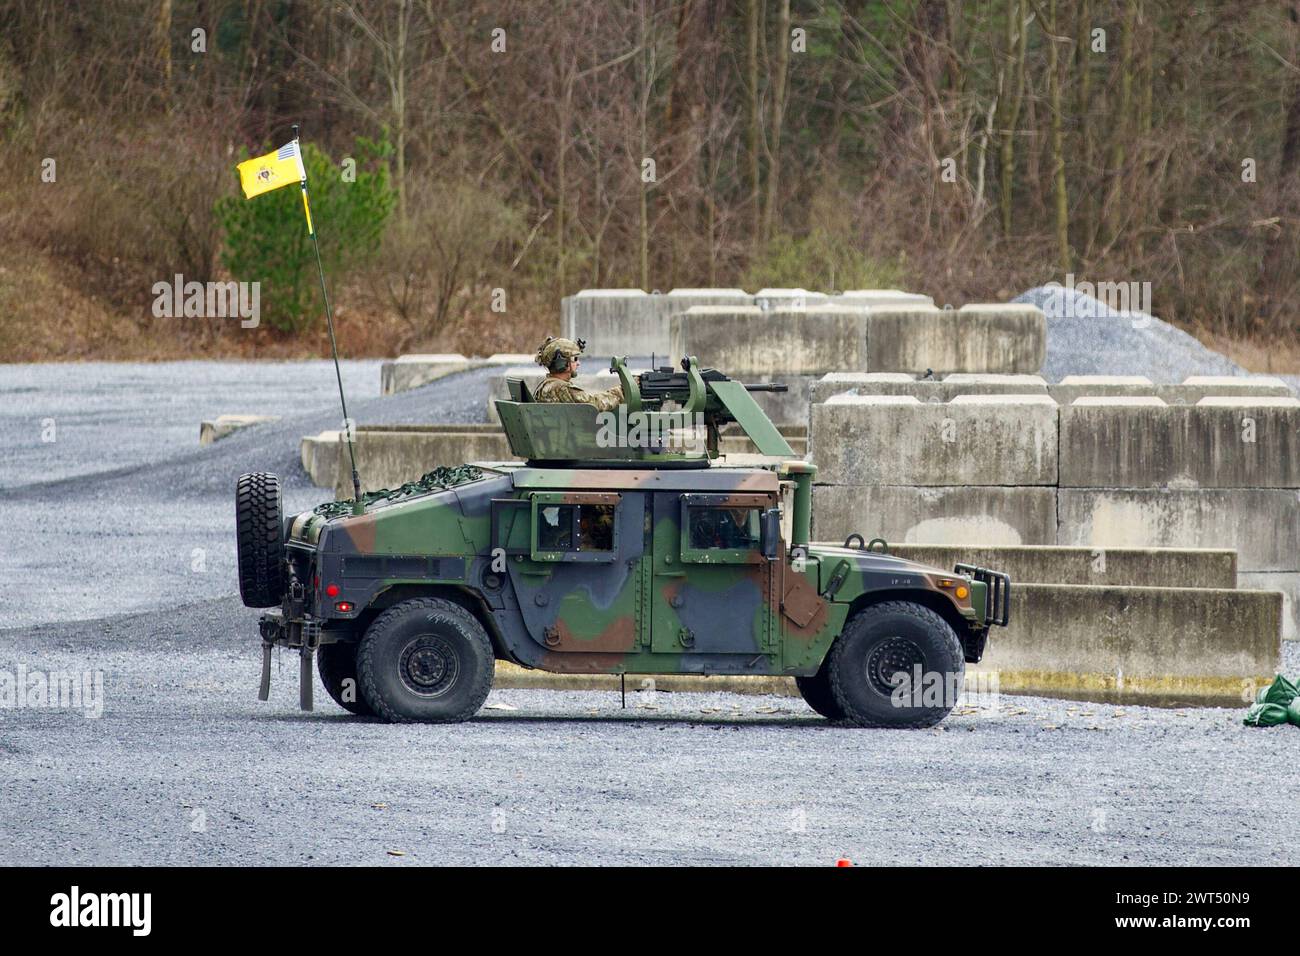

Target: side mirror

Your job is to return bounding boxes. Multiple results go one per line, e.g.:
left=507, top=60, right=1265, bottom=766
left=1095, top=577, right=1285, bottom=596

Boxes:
left=761, top=508, right=781, bottom=559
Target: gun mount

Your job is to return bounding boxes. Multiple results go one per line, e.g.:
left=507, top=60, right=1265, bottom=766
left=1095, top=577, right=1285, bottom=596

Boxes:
left=493, top=356, right=795, bottom=465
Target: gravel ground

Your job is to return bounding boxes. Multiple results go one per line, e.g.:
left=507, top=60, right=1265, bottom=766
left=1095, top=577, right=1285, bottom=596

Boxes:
left=0, top=360, right=382, bottom=490
left=0, top=361, right=498, bottom=629
left=2, top=597, right=1297, bottom=866
left=2, top=358, right=1298, bottom=866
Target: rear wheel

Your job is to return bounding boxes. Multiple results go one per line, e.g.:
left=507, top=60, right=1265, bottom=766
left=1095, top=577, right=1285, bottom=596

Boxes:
left=356, top=598, right=495, bottom=723
left=235, top=472, right=286, bottom=608
left=827, top=601, right=964, bottom=729
left=795, top=666, right=845, bottom=720
left=317, top=642, right=373, bottom=716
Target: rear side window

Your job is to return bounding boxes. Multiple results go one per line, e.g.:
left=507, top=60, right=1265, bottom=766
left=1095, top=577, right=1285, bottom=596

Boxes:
left=530, top=492, right=621, bottom=562
left=537, top=504, right=615, bottom=553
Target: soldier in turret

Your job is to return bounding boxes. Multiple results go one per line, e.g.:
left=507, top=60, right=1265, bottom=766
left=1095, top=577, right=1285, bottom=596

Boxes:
left=533, top=336, right=624, bottom=411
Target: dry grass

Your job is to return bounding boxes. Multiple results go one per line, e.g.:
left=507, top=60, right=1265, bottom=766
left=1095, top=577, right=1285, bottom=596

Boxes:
left=0, top=243, right=556, bottom=362
left=1197, top=328, right=1300, bottom=375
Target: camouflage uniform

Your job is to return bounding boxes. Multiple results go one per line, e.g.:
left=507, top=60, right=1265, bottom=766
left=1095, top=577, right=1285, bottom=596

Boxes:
left=533, top=376, right=624, bottom=411
left=533, top=336, right=624, bottom=411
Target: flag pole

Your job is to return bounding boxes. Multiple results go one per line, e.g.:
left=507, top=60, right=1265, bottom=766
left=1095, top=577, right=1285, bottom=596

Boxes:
left=293, top=124, right=364, bottom=512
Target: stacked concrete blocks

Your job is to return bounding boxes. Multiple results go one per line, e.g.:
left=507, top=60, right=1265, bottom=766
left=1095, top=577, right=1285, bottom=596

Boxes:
left=1056, top=394, right=1300, bottom=639
left=810, top=392, right=1059, bottom=546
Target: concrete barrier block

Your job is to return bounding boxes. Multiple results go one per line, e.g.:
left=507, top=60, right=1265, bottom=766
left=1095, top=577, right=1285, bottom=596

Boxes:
left=1237, top=572, right=1300, bottom=641
left=301, top=430, right=342, bottom=489
left=338, top=426, right=514, bottom=497
left=380, top=354, right=472, bottom=394
left=882, top=544, right=1237, bottom=589
left=666, top=287, right=750, bottom=301
left=198, top=414, right=278, bottom=445
left=562, top=288, right=758, bottom=357
left=753, top=288, right=829, bottom=309
left=811, top=394, right=1058, bottom=486
left=1196, top=395, right=1300, bottom=407
left=1050, top=375, right=1156, bottom=405
left=1182, top=374, right=1291, bottom=390
left=1058, top=488, right=1300, bottom=571
left=826, top=289, right=936, bottom=309
left=1157, top=376, right=1295, bottom=405
left=1059, top=402, right=1300, bottom=488
left=669, top=306, right=868, bottom=377
left=560, top=289, right=653, bottom=357
left=942, top=373, right=1050, bottom=392
left=1069, top=396, right=1167, bottom=406
left=810, top=484, right=1057, bottom=546
left=809, top=372, right=1052, bottom=405
left=864, top=304, right=1046, bottom=374
left=983, top=583, right=1280, bottom=705
left=484, top=353, right=535, bottom=365
left=809, top=372, right=931, bottom=405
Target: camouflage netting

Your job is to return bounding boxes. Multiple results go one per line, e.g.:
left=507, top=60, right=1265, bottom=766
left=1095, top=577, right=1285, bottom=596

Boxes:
left=1243, top=674, right=1300, bottom=728
left=313, top=464, right=484, bottom=519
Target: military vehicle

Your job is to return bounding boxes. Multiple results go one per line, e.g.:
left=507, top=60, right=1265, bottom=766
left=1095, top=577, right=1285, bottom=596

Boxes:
left=237, top=356, right=1009, bottom=727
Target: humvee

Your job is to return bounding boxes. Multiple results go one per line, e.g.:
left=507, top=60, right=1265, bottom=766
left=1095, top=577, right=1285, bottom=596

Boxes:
left=237, top=357, right=1009, bottom=727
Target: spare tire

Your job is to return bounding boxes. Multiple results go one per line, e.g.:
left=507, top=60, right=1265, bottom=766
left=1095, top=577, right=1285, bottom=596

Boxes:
left=236, top=472, right=286, bottom=608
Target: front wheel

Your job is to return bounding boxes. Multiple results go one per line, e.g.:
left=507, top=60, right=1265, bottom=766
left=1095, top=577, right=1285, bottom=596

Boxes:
left=795, top=665, right=845, bottom=720
left=356, top=598, right=495, bottom=723
left=827, top=601, right=965, bottom=728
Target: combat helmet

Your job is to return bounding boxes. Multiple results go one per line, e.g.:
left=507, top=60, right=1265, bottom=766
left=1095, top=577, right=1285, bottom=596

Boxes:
left=535, top=336, right=586, bottom=373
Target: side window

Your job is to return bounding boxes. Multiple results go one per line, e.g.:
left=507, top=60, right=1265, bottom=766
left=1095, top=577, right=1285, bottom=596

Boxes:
left=530, top=493, right=620, bottom=562
left=578, top=505, right=615, bottom=551
left=537, top=504, right=575, bottom=551
left=678, top=493, right=772, bottom=563
left=537, top=504, right=615, bottom=553
left=687, top=506, right=761, bottom=550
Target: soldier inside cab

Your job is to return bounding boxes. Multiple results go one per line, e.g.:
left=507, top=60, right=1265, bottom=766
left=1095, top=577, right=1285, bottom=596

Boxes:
left=533, top=336, right=624, bottom=412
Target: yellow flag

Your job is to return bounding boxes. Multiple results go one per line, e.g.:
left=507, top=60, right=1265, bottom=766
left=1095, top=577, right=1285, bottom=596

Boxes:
left=236, top=140, right=307, bottom=200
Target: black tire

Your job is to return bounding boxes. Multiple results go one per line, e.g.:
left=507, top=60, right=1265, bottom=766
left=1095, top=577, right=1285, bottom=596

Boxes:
left=827, top=601, right=965, bottom=729
left=356, top=598, right=495, bottom=723
left=236, top=472, right=286, bottom=608
left=317, top=642, right=374, bottom=716
left=795, top=665, right=846, bottom=720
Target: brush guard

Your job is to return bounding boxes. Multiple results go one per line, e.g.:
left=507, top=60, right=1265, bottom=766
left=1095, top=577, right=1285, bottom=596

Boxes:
left=954, top=563, right=1011, bottom=627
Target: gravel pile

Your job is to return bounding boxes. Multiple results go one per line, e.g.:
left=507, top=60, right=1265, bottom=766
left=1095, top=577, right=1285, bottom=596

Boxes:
left=1014, top=285, right=1254, bottom=384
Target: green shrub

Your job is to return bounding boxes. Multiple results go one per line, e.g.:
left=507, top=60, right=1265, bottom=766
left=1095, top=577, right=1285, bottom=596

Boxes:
left=216, top=136, right=394, bottom=331
left=743, top=189, right=903, bottom=293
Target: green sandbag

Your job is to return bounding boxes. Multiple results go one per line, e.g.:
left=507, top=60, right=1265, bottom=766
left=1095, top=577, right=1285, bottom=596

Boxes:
left=1244, top=702, right=1291, bottom=727
left=1255, top=674, right=1298, bottom=707
left=1289, top=698, right=1300, bottom=728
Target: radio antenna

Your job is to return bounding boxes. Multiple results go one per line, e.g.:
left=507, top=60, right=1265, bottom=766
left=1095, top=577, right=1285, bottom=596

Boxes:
left=294, top=123, right=364, bottom=512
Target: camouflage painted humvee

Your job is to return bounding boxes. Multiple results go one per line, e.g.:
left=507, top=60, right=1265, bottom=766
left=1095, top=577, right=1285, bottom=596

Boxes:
left=237, top=357, right=1009, bottom=727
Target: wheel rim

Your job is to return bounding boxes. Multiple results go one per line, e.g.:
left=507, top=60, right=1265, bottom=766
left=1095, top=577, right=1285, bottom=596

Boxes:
left=398, top=635, right=460, bottom=698
left=865, top=636, right=926, bottom=696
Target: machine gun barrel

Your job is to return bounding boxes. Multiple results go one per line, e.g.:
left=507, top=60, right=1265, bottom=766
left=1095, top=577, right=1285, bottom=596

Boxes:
left=635, top=367, right=786, bottom=404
